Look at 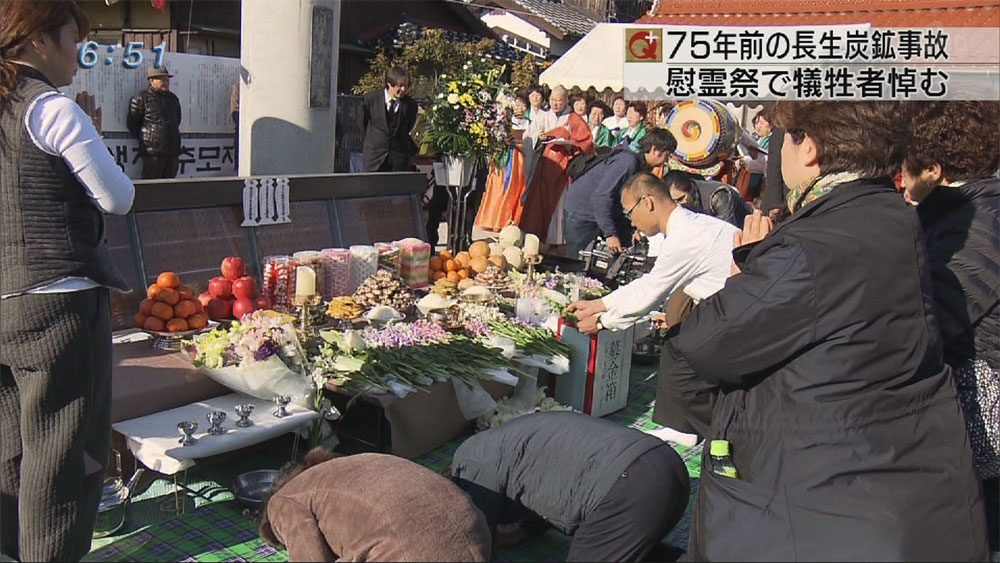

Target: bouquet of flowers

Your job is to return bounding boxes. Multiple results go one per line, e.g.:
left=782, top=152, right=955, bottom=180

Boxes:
left=422, top=59, right=515, bottom=168
left=186, top=310, right=340, bottom=446
left=186, top=310, right=317, bottom=408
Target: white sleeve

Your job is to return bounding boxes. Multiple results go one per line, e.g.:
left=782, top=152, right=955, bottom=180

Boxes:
left=598, top=239, right=701, bottom=331
left=26, top=93, right=135, bottom=215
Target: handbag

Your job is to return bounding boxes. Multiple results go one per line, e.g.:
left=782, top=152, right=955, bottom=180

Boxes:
left=954, top=358, right=1000, bottom=479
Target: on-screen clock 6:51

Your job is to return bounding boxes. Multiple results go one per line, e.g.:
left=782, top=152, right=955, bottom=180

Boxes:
left=78, top=40, right=166, bottom=69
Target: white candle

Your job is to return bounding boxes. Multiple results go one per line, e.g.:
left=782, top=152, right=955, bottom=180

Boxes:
left=523, top=233, right=540, bottom=257
left=295, top=266, right=316, bottom=297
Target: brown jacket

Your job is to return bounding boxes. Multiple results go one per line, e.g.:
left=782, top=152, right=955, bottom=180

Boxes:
left=265, top=453, right=491, bottom=561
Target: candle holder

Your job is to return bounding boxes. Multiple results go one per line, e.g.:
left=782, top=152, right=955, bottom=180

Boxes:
left=273, top=395, right=292, bottom=418
left=292, top=293, right=323, bottom=335
left=524, top=254, right=543, bottom=286
left=206, top=411, right=227, bottom=435
left=234, top=404, right=255, bottom=428
left=177, top=421, right=198, bottom=446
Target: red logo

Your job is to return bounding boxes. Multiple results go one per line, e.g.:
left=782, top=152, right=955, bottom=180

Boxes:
left=627, top=29, right=662, bottom=62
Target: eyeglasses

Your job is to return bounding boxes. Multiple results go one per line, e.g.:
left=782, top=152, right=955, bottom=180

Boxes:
left=624, top=195, right=647, bottom=220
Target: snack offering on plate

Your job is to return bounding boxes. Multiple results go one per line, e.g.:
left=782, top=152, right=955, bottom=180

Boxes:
left=327, top=296, right=363, bottom=319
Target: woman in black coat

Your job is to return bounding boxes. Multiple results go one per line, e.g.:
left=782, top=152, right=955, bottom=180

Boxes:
left=677, top=101, right=988, bottom=561
left=903, top=100, right=999, bottom=551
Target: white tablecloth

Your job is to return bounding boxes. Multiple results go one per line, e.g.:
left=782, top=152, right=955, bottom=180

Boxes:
left=112, top=393, right=319, bottom=475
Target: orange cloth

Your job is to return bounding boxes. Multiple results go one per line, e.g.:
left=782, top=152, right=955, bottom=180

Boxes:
left=517, top=113, right=594, bottom=239
left=475, top=148, right=526, bottom=231
left=651, top=164, right=667, bottom=179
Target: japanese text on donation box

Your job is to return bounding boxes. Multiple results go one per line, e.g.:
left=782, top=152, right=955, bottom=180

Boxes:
left=556, top=324, right=633, bottom=418
left=623, top=25, right=1000, bottom=100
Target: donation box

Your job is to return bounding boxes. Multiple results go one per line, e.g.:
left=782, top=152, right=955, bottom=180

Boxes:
left=555, top=319, right=633, bottom=417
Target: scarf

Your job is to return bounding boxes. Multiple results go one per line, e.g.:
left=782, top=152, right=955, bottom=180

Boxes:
left=787, top=171, right=863, bottom=213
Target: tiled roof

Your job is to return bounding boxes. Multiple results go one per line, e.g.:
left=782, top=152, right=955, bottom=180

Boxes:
left=511, top=0, right=598, bottom=36
left=638, top=0, right=1000, bottom=27
left=391, top=21, right=522, bottom=62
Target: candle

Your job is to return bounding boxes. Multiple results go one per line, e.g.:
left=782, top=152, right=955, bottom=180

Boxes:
left=295, top=266, right=316, bottom=297
left=523, top=233, right=540, bottom=257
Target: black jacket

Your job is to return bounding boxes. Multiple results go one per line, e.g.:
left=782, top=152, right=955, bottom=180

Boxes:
left=563, top=149, right=642, bottom=239
left=690, top=179, right=754, bottom=228
left=678, top=179, right=987, bottom=561
left=918, top=177, right=999, bottom=370
left=761, top=127, right=787, bottom=212
left=127, top=87, right=182, bottom=157
left=358, top=89, right=418, bottom=172
left=450, top=411, right=665, bottom=535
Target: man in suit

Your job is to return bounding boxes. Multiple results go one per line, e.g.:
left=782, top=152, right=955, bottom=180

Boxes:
left=359, top=66, right=418, bottom=172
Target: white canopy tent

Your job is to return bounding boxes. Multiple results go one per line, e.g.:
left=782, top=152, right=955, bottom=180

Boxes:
left=539, top=23, right=627, bottom=93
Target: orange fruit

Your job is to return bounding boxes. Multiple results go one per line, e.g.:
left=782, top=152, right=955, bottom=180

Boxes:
left=146, top=284, right=160, bottom=300
left=432, top=271, right=446, bottom=281
left=174, top=299, right=197, bottom=318
left=439, top=250, right=453, bottom=260
left=446, top=271, right=460, bottom=283
left=143, top=316, right=166, bottom=332
left=139, top=299, right=154, bottom=315
left=429, top=256, right=443, bottom=271
left=157, top=272, right=180, bottom=289
left=150, top=301, right=174, bottom=321
left=166, top=318, right=189, bottom=332
left=176, top=285, right=193, bottom=300
left=186, top=313, right=208, bottom=330
left=445, top=259, right=458, bottom=272
left=132, top=312, right=148, bottom=328
left=153, top=287, right=179, bottom=305
left=457, top=268, right=470, bottom=279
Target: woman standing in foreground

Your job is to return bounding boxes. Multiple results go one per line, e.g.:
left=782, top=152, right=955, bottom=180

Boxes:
left=1, top=1, right=135, bottom=559
left=676, top=101, right=987, bottom=560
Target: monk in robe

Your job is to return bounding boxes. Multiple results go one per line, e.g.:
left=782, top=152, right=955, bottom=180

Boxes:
left=516, top=86, right=593, bottom=242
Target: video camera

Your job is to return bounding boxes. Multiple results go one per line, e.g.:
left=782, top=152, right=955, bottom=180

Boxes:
left=577, top=237, right=654, bottom=290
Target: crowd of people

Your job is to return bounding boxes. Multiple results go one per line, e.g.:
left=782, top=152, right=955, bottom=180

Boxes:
left=2, top=1, right=998, bottom=561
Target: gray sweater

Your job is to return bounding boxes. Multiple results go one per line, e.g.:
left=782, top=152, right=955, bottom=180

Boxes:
left=451, top=411, right=664, bottom=534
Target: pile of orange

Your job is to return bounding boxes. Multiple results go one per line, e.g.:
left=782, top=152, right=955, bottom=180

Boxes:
left=133, top=272, right=209, bottom=333
left=427, top=241, right=506, bottom=283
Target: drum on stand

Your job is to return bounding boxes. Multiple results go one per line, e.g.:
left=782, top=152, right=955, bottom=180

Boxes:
left=666, top=100, right=741, bottom=170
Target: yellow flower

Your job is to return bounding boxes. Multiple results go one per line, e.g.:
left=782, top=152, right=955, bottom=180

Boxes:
left=459, top=93, right=476, bottom=108
left=447, top=81, right=459, bottom=94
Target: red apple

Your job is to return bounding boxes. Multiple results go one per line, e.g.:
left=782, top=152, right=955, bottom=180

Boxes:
left=205, top=297, right=232, bottom=320
left=254, top=296, right=270, bottom=310
left=232, top=276, right=258, bottom=300
left=220, top=256, right=245, bottom=281
left=197, top=291, right=213, bottom=309
left=232, top=297, right=256, bottom=320
left=208, top=276, right=232, bottom=299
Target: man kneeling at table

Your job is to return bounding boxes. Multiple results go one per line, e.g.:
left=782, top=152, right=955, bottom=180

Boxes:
left=449, top=411, right=690, bottom=562
left=259, top=448, right=491, bottom=562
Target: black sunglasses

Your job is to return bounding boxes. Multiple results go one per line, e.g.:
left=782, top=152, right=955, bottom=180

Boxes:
left=624, top=195, right=648, bottom=220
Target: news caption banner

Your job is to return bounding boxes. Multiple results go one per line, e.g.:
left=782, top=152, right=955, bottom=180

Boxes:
left=624, top=25, right=1000, bottom=101
left=67, top=43, right=239, bottom=178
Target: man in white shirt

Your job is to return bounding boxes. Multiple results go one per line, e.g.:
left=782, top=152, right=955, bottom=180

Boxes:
left=568, top=172, right=736, bottom=445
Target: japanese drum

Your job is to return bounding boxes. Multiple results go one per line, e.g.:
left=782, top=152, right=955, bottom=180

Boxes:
left=666, top=100, right=740, bottom=169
